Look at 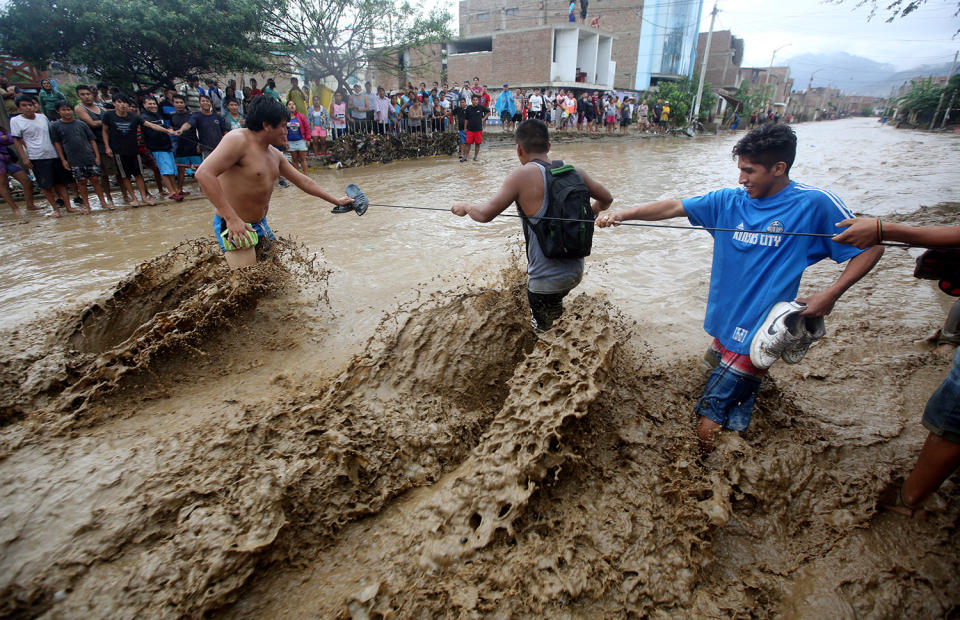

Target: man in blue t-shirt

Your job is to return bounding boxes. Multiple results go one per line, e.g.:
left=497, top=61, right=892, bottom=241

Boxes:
left=597, top=123, right=883, bottom=450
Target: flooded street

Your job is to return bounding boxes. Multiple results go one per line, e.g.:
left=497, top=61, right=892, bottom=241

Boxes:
left=1, top=118, right=959, bottom=619
left=2, top=117, right=957, bottom=338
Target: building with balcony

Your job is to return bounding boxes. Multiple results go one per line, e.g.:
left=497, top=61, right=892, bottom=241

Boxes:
left=372, top=25, right=617, bottom=93
left=457, top=0, right=641, bottom=90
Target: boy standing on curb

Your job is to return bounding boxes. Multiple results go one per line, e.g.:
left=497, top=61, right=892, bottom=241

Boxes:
left=10, top=95, right=75, bottom=217
left=102, top=94, right=174, bottom=207
left=51, top=102, right=110, bottom=212
left=451, top=119, right=613, bottom=331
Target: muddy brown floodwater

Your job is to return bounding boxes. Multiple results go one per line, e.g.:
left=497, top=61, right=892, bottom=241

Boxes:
left=1, top=118, right=959, bottom=618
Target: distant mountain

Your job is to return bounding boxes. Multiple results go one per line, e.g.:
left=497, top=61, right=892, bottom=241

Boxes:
left=785, top=52, right=953, bottom=96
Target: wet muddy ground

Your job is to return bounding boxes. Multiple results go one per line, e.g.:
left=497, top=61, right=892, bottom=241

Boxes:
left=1, top=119, right=958, bottom=618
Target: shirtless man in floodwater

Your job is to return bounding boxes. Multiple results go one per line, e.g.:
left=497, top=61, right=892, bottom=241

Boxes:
left=195, top=95, right=352, bottom=269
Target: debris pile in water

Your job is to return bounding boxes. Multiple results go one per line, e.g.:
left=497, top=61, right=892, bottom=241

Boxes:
left=326, top=131, right=458, bottom=167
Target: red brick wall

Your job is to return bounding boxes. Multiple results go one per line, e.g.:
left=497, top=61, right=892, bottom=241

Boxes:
left=448, top=29, right=553, bottom=88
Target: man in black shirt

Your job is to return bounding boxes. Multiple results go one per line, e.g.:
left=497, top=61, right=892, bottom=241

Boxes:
left=140, top=96, right=179, bottom=199
left=175, top=95, right=228, bottom=158
left=170, top=94, right=201, bottom=196
left=463, top=94, right=489, bottom=162
left=102, top=94, right=173, bottom=206
left=451, top=97, right=469, bottom=162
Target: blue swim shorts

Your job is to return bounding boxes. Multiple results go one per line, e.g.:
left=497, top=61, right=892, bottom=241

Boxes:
left=922, top=347, right=960, bottom=443
left=175, top=155, right=202, bottom=168
left=695, top=361, right=763, bottom=431
left=213, top=214, right=276, bottom=254
left=458, top=130, right=466, bottom=145
left=152, top=151, right=176, bottom=176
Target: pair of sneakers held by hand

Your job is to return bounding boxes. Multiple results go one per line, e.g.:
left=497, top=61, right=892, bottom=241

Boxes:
left=750, top=301, right=826, bottom=370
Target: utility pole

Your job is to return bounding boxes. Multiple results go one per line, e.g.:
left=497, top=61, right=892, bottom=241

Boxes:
left=764, top=43, right=791, bottom=111
left=929, top=50, right=958, bottom=130
left=692, top=2, right=718, bottom=121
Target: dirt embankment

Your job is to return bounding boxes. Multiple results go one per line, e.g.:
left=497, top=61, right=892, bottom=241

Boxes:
left=1, top=217, right=958, bottom=618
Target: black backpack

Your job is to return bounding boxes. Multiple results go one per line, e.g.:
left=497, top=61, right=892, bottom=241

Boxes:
left=518, top=159, right=594, bottom=259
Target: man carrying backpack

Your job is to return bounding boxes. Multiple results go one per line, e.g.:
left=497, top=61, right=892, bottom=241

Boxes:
left=451, top=119, right=613, bottom=332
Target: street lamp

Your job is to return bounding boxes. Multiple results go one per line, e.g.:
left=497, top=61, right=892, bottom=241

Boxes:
left=764, top=43, right=791, bottom=109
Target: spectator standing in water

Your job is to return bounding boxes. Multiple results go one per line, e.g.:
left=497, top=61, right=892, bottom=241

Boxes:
left=170, top=94, right=201, bottom=199
left=463, top=94, right=489, bottom=161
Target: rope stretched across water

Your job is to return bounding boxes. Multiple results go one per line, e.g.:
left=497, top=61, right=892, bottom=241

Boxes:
left=180, top=135, right=950, bottom=251
left=363, top=202, right=943, bottom=250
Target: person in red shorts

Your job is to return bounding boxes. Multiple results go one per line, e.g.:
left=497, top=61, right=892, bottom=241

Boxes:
left=464, top=94, right=489, bottom=162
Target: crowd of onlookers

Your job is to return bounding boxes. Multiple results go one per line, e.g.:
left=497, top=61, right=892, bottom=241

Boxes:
left=0, top=71, right=693, bottom=216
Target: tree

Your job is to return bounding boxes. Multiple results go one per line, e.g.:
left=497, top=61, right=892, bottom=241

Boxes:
left=263, top=0, right=452, bottom=93
left=829, top=0, right=960, bottom=23
left=731, top=82, right=768, bottom=120
left=896, top=74, right=960, bottom=125
left=654, top=76, right=716, bottom=125
left=0, top=0, right=282, bottom=90
left=896, top=77, right=944, bottom=124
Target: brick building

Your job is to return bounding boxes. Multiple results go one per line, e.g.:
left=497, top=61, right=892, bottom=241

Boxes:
left=458, top=0, right=653, bottom=90
left=372, top=25, right=617, bottom=93
left=693, top=30, right=743, bottom=90
left=739, top=66, right=793, bottom=109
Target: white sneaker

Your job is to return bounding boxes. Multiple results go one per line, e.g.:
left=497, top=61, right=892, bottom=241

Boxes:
left=750, top=301, right=807, bottom=369
left=781, top=314, right=826, bottom=364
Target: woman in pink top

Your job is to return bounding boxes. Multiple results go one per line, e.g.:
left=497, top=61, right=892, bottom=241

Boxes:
left=331, top=92, right=347, bottom=139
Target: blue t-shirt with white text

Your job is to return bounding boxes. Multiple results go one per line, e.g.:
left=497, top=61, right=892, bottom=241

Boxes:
left=682, top=181, right=864, bottom=355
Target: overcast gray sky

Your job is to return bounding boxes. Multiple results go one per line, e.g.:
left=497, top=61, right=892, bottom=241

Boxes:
left=702, top=0, right=959, bottom=71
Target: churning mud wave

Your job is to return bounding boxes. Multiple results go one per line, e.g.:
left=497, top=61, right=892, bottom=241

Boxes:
left=1, top=237, right=958, bottom=619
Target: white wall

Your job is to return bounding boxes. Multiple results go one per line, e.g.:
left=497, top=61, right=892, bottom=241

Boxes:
left=596, top=37, right=612, bottom=86
left=577, top=33, right=599, bottom=84
left=553, top=29, right=578, bottom=82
